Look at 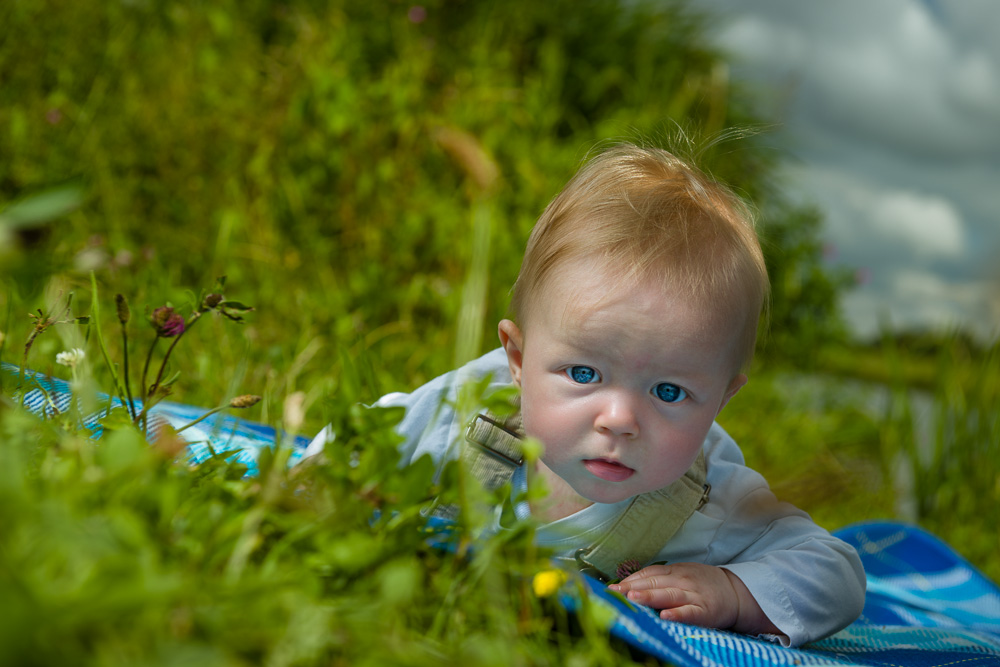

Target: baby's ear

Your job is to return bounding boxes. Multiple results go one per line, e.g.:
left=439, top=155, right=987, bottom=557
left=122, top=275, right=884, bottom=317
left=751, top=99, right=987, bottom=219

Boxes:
left=717, top=373, right=748, bottom=415
left=498, top=319, right=524, bottom=386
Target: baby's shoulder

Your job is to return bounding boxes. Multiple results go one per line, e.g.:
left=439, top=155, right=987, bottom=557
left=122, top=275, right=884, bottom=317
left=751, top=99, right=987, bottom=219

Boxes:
left=379, top=347, right=511, bottom=409
left=701, top=422, right=775, bottom=503
left=702, top=422, right=748, bottom=467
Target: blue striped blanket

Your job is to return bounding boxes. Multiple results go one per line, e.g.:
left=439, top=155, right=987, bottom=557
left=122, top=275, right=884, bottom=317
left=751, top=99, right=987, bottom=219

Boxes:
left=5, top=364, right=1000, bottom=666
left=576, top=521, right=1000, bottom=666
left=1, top=363, right=312, bottom=476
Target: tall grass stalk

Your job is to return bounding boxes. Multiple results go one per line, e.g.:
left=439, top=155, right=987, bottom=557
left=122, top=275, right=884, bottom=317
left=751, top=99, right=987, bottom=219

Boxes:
left=454, top=199, right=494, bottom=370
left=89, top=272, right=130, bottom=413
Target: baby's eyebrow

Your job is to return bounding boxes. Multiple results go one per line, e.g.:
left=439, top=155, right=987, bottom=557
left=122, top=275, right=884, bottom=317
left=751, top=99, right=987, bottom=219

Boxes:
left=553, top=330, right=610, bottom=356
left=562, top=313, right=634, bottom=344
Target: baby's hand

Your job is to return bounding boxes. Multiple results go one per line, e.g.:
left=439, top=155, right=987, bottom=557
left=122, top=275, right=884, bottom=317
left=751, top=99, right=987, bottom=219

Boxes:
left=608, top=562, right=780, bottom=636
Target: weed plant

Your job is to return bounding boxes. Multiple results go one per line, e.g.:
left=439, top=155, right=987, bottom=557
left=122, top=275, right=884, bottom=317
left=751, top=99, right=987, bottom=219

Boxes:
left=0, top=284, right=640, bottom=666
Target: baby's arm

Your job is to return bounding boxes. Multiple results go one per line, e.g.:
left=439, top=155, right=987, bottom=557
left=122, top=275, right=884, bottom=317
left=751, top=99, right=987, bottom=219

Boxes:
left=609, top=563, right=780, bottom=636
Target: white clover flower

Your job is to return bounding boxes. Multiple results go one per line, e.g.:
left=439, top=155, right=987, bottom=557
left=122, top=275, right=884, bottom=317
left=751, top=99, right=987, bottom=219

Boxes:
left=55, top=347, right=86, bottom=368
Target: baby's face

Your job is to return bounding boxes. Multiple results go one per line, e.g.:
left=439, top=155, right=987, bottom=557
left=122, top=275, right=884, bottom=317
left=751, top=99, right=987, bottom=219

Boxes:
left=502, top=259, right=746, bottom=506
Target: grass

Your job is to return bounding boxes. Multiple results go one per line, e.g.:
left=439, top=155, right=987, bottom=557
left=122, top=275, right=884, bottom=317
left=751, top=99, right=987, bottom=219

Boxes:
left=2, top=279, right=996, bottom=667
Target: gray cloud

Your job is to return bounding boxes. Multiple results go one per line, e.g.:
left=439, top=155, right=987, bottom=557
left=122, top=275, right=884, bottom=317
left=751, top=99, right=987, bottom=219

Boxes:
left=716, top=0, right=1000, bottom=159
left=698, top=0, right=1000, bottom=341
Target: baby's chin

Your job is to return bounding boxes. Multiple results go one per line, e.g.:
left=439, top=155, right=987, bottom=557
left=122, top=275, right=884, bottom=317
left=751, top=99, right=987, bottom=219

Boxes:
left=573, top=475, right=687, bottom=506
left=574, top=483, right=643, bottom=506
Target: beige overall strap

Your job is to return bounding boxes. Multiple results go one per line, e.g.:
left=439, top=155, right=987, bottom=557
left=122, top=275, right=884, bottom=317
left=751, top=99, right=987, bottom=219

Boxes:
left=574, top=451, right=709, bottom=582
left=462, top=395, right=524, bottom=492
left=453, top=399, right=710, bottom=582
left=429, top=397, right=524, bottom=522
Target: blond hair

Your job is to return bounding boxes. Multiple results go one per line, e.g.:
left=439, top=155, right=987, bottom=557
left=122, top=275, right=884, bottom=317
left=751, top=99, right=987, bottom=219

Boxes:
left=510, top=143, right=769, bottom=371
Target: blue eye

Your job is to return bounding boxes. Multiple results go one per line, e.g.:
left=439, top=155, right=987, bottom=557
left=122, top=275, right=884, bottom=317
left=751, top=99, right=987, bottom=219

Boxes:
left=567, top=366, right=599, bottom=384
left=654, top=383, right=687, bottom=403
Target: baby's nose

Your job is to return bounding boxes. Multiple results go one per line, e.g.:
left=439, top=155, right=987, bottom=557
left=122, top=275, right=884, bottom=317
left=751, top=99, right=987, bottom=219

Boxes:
left=595, top=392, right=640, bottom=438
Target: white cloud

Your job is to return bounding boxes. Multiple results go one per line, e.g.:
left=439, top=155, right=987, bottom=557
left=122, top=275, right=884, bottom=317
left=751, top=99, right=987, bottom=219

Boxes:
left=788, top=165, right=967, bottom=261
left=891, top=270, right=999, bottom=335
left=842, top=271, right=1000, bottom=341
left=868, top=191, right=965, bottom=259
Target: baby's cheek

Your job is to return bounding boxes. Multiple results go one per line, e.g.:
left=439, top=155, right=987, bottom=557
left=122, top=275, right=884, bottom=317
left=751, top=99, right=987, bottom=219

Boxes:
left=520, top=398, right=554, bottom=438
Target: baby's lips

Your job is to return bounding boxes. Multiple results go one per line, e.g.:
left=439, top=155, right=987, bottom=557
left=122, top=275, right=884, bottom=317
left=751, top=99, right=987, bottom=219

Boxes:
left=583, top=458, right=636, bottom=482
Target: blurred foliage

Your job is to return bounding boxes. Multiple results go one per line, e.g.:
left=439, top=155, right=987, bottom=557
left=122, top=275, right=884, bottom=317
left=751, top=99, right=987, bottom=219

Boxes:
left=875, top=334, right=1000, bottom=577
left=0, top=365, right=632, bottom=666
left=758, top=204, right=853, bottom=368
left=817, top=329, right=992, bottom=390
left=1, top=0, right=996, bottom=662
left=0, top=0, right=844, bottom=412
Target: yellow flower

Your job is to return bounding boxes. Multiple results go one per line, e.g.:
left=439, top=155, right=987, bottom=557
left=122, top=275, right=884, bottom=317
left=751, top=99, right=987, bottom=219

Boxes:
left=532, top=569, right=568, bottom=598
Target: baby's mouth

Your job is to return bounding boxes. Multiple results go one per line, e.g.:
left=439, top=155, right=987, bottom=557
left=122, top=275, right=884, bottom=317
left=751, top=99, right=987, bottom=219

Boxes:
left=583, top=458, right=636, bottom=482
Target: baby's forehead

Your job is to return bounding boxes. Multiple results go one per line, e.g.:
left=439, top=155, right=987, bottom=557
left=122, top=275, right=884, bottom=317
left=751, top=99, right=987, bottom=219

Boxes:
left=530, top=277, right=743, bottom=379
left=528, top=260, right=741, bottom=347
left=541, top=266, right=718, bottom=330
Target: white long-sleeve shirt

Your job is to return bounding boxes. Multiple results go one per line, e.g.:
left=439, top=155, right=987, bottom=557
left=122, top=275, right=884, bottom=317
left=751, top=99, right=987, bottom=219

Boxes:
left=305, top=348, right=866, bottom=646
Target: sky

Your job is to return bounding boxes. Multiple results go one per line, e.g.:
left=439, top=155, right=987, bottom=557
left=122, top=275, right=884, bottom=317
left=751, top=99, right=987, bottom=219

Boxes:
left=696, top=0, right=1000, bottom=341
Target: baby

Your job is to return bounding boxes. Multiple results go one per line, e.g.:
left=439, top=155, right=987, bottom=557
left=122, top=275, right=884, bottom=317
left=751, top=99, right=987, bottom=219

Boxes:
left=307, top=143, right=865, bottom=646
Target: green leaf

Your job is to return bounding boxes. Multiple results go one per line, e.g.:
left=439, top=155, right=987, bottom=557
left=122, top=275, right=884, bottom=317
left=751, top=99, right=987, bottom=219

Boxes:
left=0, top=185, right=85, bottom=228
left=159, top=370, right=181, bottom=388
left=220, top=301, right=254, bottom=311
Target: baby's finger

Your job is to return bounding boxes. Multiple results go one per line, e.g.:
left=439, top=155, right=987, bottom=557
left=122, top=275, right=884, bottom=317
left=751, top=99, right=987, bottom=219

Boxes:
left=614, top=570, right=677, bottom=594
left=616, top=564, right=672, bottom=587
left=624, top=585, right=689, bottom=610
left=660, top=604, right=713, bottom=627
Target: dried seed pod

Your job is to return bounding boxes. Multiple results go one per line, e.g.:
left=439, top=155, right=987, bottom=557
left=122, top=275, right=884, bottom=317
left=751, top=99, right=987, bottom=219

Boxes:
left=229, top=394, right=262, bottom=409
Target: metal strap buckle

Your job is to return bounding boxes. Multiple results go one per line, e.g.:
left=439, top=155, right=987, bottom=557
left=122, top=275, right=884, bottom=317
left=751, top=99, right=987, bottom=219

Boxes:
left=697, top=483, right=711, bottom=510
left=574, top=548, right=609, bottom=583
